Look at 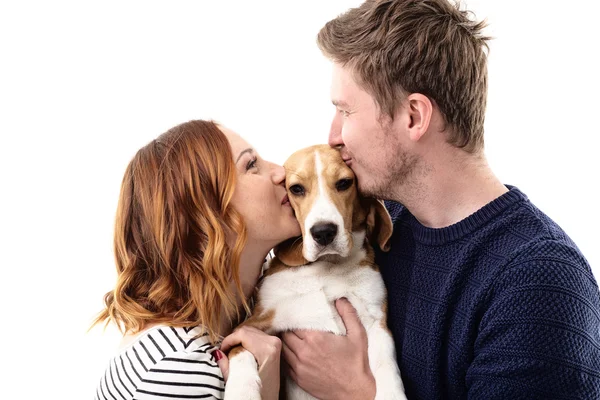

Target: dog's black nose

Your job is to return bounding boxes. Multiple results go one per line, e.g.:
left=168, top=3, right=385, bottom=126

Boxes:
left=310, top=223, right=338, bottom=247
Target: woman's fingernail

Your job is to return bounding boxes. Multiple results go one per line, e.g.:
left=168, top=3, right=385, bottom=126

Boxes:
left=212, top=350, right=224, bottom=361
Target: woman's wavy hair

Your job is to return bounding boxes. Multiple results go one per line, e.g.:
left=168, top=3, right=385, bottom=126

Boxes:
left=92, top=120, right=249, bottom=343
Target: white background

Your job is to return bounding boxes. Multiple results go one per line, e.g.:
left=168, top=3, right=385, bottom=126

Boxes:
left=1, top=1, right=598, bottom=398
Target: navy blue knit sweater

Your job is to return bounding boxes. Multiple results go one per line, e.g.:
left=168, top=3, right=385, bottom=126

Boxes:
left=375, top=186, right=600, bottom=399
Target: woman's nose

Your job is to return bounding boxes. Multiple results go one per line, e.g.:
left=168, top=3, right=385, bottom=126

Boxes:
left=272, top=163, right=286, bottom=185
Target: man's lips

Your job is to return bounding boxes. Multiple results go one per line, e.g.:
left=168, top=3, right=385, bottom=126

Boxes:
left=340, top=151, right=352, bottom=165
left=281, top=193, right=290, bottom=205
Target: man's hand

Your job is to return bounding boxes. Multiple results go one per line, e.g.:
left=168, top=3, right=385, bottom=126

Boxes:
left=281, top=298, right=376, bottom=400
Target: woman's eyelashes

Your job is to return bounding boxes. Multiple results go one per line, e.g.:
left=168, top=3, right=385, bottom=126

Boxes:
left=246, top=156, right=258, bottom=171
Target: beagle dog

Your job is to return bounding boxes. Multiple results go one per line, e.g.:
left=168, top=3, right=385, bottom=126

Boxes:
left=225, top=145, right=406, bottom=400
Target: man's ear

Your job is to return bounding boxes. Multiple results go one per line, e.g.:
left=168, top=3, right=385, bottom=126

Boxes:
left=366, top=199, right=393, bottom=252
left=273, top=236, right=307, bottom=266
left=406, top=93, right=433, bottom=142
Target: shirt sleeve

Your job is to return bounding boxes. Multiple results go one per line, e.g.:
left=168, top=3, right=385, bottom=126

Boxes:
left=134, top=348, right=225, bottom=400
left=466, top=247, right=600, bottom=399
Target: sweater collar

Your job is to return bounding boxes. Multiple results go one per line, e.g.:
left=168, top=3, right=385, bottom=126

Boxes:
left=400, top=185, right=528, bottom=245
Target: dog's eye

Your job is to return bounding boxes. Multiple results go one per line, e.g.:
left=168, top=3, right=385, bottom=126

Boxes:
left=289, top=184, right=305, bottom=196
left=335, top=178, right=353, bottom=191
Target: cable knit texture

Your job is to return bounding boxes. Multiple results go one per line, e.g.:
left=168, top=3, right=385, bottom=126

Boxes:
left=375, top=186, right=600, bottom=399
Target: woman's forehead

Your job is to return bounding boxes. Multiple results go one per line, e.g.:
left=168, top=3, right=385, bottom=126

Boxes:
left=220, top=125, right=250, bottom=153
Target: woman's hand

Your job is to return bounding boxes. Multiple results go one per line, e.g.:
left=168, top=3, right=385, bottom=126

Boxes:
left=218, top=326, right=282, bottom=400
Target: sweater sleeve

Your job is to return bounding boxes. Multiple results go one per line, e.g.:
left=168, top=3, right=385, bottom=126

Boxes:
left=134, top=348, right=225, bottom=400
left=466, top=244, right=600, bottom=400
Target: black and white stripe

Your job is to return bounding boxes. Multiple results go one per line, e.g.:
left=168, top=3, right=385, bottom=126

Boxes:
left=95, top=326, right=224, bottom=400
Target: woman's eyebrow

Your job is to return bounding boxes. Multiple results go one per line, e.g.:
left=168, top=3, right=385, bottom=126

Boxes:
left=236, top=148, right=254, bottom=163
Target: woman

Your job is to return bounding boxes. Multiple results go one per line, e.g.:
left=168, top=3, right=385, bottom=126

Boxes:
left=92, top=120, right=300, bottom=400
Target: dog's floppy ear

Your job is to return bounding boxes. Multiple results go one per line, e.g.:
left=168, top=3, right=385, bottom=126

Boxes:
left=274, top=236, right=307, bottom=267
left=366, top=199, right=393, bottom=252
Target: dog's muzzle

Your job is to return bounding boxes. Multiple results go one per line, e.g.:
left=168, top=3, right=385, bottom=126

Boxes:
left=310, top=222, right=338, bottom=247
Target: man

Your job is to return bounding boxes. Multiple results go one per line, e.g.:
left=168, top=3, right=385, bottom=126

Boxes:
left=281, top=0, right=600, bottom=398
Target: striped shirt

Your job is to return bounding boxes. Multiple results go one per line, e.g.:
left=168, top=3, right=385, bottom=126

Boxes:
left=95, top=325, right=224, bottom=400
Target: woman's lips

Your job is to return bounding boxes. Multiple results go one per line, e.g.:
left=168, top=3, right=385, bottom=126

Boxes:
left=281, top=193, right=290, bottom=205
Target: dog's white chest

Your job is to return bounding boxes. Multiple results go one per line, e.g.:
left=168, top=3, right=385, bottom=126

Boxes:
left=258, top=254, right=387, bottom=335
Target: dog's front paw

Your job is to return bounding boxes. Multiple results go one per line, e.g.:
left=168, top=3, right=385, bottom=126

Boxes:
left=224, top=349, right=261, bottom=400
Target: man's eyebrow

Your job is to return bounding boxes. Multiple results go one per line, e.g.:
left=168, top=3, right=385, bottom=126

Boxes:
left=236, top=148, right=254, bottom=163
left=332, top=100, right=350, bottom=108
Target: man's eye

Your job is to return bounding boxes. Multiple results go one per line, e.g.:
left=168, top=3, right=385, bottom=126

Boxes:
left=338, top=109, right=350, bottom=117
left=335, top=178, right=353, bottom=191
left=246, top=158, right=258, bottom=170
left=289, top=184, right=305, bottom=196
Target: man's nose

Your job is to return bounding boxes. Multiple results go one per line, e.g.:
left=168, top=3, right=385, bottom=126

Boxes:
left=328, top=113, right=343, bottom=148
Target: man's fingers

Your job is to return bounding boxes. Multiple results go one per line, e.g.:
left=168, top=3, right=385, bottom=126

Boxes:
left=281, top=339, right=299, bottom=369
left=212, top=350, right=229, bottom=381
left=291, top=329, right=308, bottom=340
left=281, top=330, right=304, bottom=353
left=336, top=297, right=365, bottom=339
left=284, top=357, right=300, bottom=386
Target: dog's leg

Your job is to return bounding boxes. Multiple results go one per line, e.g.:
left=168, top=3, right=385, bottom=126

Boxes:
left=367, top=322, right=407, bottom=400
left=224, top=346, right=261, bottom=400
left=223, top=307, right=277, bottom=400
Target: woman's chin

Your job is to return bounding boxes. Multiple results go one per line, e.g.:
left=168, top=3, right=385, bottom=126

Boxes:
left=288, top=225, right=302, bottom=239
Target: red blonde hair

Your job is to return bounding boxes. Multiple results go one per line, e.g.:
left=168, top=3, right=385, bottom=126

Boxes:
left=93, top=120, right=249, bottom=343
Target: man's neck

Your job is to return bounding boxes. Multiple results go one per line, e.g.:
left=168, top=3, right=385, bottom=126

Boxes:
left=394, top=150, right=508, bottom=229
